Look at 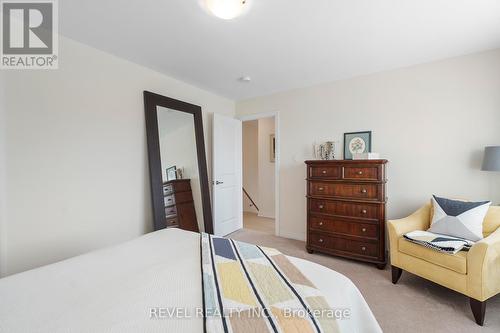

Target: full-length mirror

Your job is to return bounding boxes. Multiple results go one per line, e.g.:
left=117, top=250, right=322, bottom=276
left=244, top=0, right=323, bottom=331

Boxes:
left=144, top=91, right=213, bottom=233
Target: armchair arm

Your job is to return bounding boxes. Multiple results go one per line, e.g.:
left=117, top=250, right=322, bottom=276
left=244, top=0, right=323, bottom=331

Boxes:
left=467, top=227, right=500, bottom=301
left=387, top=204, right=431, bottom=266
left=388, top=204, right=431, bottom=237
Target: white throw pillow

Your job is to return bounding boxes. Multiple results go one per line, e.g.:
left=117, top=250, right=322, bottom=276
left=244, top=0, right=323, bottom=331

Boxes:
left=428, top=195, right=491, bottom=242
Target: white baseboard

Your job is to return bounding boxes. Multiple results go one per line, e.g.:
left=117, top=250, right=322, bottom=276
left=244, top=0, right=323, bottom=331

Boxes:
left=257, top=212, right=275, bottom=219
left=278, top=230, right=306, bottom=242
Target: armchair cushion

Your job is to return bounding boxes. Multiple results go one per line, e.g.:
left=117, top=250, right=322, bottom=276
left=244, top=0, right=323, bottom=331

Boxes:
left=399, top=238, right=468, bottom=274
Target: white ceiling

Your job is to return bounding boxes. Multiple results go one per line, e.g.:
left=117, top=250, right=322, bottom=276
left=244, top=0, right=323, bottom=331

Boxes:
left=60, top=0, right=500, bottom=100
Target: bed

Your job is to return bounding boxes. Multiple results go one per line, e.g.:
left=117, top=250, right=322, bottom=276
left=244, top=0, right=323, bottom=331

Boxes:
left=0, top=229, right=381, bottom=332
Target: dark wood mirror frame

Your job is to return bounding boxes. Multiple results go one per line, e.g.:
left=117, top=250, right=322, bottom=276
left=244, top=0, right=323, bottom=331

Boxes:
left=143, top=91, right=213, bottom=234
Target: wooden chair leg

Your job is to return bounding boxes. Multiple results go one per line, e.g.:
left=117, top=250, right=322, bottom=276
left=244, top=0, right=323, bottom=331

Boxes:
left=469, top=298, right=486, bottom=326
left=391, top=266, right=402, bottom=284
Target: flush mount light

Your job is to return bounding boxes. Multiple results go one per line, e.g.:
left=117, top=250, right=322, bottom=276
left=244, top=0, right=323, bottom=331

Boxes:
left=238, top=76, right=251, bottom=82
left=202, top=0, right=249, bottom=20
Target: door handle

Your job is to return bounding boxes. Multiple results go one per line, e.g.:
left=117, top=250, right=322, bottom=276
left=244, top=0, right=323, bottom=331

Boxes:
left=215, top=180, right=224, bottom=185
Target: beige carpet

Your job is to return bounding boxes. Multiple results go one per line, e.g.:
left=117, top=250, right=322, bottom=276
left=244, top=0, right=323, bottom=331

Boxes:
left=243, top=212, right=275, bottom=234
left=230, top=228, right=500, bottom=333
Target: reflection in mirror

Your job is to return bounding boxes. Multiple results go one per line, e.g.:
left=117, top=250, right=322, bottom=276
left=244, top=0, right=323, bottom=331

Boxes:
left=157, top=106, right=202, bottom=232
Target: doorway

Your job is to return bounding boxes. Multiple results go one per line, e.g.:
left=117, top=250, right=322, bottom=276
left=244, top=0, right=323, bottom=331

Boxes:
left=240, top=113, right=279, bottom=236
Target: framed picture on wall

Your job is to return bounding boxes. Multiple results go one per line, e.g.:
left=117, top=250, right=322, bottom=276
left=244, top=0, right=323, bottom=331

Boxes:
left=270, top=134, right=276, bottom=162
left=343, top=131, right=372, bottom=160
left=166, top=166, right=177, bottom=181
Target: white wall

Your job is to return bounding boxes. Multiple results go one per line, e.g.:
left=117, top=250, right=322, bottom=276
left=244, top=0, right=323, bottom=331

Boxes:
left=257, top=117, right=275, bottom=218
left=0, top=36, right=234, bottom=276
left=242, top=120, right=259, bottom=213
left=236, top=49, right=500, bottom=240
left=0, top=74, right=6, bottom=277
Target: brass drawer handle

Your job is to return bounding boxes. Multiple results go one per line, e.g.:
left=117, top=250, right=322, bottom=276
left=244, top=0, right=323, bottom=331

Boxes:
left=319, top=238, right=324, bottom=243
left=358, top=171, right=363, bottom=175
left=361, top=189, right=367, bottom=193
left=362, top=228, right=367, bottom=232
left=318, top=187, right=324, bottom=191
left=361, top=209, right=367, bottom=214
left=322, top=170, right=327, bottom=174
left=318, top=222, right=324, bottom=226
left=361, top=246, right=366, bottom=251
left=318, top=204, right=324, bottom=209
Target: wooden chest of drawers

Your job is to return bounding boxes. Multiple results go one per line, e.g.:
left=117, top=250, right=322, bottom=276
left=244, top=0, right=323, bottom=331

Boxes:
left=162, top=179, right=199, bottom=232
left=305, top=160, right=388, bottom=269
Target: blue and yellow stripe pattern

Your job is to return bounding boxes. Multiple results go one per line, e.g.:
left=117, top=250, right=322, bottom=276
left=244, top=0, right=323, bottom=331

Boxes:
left=201, top=233, right=340, bottom=333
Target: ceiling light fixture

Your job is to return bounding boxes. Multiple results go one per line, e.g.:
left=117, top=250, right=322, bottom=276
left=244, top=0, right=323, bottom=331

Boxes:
left=238, top=76, right=251, bottom=82
left=202, top=0, right=249, bottom=20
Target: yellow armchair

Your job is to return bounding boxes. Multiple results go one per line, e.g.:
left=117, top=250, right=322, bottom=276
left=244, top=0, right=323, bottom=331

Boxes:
left=388, top=203, right=500, bottom=326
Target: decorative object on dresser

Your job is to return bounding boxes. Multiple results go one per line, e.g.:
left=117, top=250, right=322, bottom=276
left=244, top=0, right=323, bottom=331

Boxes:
left=163, top=179, right=199, bottom=232
left=175, top=167, right=184, bottom=179
left=314, top=141, right=336, bottom=160
left=352, top=152, right=380, bottom=160
left=305, top=159, right=388, bottom=269
left=343, top=131, right=372, bottom=160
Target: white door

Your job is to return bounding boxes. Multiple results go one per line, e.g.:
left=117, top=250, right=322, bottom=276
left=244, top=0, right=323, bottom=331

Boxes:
left=212, top=114, right=242, bottom=236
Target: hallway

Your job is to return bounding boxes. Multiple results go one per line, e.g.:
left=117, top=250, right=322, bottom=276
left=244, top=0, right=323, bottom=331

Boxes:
left=243, top=212, right=275, bottom=234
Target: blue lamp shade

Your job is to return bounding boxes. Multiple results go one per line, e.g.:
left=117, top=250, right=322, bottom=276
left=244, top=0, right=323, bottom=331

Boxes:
left=481, top=146, right=500, bottom=171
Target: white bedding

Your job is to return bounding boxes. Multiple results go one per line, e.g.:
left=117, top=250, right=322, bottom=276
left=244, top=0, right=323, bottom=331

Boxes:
left=0, top=229, right=381, bottom=333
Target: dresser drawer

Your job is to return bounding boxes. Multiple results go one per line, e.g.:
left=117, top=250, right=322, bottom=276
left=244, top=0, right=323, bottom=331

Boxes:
left=309, top=165, right=341, bottom=179
left=165, top=205, right=177, bottom=218
left=351, top=222, right=378, bottom=239
left=165, top=216, right=178, bottom=227
left=309, top=216, right=379, bottom=239
left=164, top=194, right=176, bottom=207
left=309, top=233, right=348, bottom=250
left=309, top=232, right=379, bottom=258
left=163, top=181, right=192, bottom=195
left=310, top=216, right=350, bottom=235
left=163, top=184, right=174, bottom=196
left=343, top=166, right=380, bottom=181
left=309, top=181, right=380, bottom=200
left=309, top=199, right=380, bottom=220
left=347, top=240, right=379, bottom=258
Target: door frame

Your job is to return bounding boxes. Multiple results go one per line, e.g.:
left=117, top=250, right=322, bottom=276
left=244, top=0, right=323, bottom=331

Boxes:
left=238, top=111, right=280, bottom=237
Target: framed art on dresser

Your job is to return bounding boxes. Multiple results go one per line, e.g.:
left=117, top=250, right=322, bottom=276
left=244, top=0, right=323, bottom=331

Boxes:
left=166, top=166, right=177, bottom=181
left=344, top=131, right=372, bottom=160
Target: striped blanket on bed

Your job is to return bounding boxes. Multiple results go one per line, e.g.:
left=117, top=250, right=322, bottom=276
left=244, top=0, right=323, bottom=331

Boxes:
left=403, top=230, right=475, bottom=254
left=201, top=233, right=340, bottom=333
